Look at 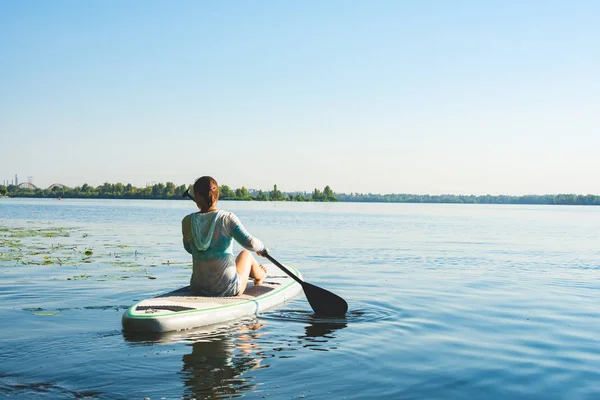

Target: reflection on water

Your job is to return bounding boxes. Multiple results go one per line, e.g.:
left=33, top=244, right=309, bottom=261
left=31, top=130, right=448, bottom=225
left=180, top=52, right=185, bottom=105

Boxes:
left=180, top=322, right=264, bottom=400
left=123, top=316, right=347, bottom=399
left=304, top=320, right=347, bottom=339
left=300, top=321, right=347, bottom=352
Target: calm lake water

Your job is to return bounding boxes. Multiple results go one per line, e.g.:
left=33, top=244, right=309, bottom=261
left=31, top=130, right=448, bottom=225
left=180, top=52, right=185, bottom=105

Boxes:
left=1, top=198, right=599, bottom=399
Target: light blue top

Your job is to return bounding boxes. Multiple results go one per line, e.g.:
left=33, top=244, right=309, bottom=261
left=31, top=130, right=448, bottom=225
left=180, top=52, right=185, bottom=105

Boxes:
left=182, top=210, right=265, bottom=296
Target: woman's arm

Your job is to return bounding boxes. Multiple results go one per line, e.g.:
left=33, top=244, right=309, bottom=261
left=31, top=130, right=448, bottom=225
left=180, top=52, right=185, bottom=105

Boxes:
left=228, top=213, right=266, bottom=253
left=181, top=215, right=193, bottom=254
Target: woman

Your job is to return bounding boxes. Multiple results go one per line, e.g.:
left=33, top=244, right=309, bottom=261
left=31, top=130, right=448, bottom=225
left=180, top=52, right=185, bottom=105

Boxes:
left=182, top=176, right=268, bottom=296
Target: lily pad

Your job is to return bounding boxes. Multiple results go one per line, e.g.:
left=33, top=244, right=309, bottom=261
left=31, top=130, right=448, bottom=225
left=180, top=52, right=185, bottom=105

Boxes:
left=68, top=275, right=93, bottom=280
left=32, top=311, right=60, bottom=316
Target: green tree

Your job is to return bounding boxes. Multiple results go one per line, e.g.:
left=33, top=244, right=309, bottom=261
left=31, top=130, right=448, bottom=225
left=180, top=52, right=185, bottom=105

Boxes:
left=220, top=185, right=234, bottom=199
left=114, top=183, right=125, bottom=196
left=256, top=189, right=268, bottom=201
left=270, top=184, right=284, bottom=201
left=312, top=188, right=324, bottom=201
left=165, top=182, right=176, bottom=198
left=151, top=183, right=166, bottom=198
left=99, top=182, right=117, bottom=197
left=124, top=183, right=134, bottom=198
left=21, top=187, right=35, bottom=197
left=139, top=186, right=152, bottom=198
left=323, top=185, right=337, bottom=201
left=51, top=185, right=64, bottom=196
left=292, top=193, right=308, bottom=201
left=235, top=186, right=249, bottom=200
left=176, top=184, right=187, bottom=198
left=80, top=183, right=93, bottom=197
left=0, top=185, right=7, bottom=196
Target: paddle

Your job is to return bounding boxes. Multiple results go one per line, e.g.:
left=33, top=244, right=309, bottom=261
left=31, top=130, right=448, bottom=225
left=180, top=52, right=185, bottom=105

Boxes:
left=183, top=188, right=194, bottom=201
left=182, top=188, right=348, bottom=317
left=262, top=253, right=348, bottom=317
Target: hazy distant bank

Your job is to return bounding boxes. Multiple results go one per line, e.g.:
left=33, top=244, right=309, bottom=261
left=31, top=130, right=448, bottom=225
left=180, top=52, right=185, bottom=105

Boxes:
left=2, top=187, right=600, bottom=206
left=336, top=193, right=600, bottom=205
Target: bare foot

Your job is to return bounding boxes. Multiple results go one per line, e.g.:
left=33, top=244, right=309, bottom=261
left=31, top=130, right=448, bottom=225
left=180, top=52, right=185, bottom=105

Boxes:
left=253, top=264, right=267, bottom=286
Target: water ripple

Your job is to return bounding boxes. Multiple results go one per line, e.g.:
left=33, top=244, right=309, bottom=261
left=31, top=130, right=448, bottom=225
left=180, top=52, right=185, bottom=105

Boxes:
left=261, top=300, right=398, bottom=325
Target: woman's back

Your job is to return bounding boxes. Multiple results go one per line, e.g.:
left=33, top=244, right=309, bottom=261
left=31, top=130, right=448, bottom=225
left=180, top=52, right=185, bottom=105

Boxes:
left=182, top=210, right=264, bottom=259
left=182, top=209, right=265, bottom=296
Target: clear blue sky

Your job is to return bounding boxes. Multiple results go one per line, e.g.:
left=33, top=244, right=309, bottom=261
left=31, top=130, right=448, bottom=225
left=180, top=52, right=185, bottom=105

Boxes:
left=1, top=1, right=599, bottom=195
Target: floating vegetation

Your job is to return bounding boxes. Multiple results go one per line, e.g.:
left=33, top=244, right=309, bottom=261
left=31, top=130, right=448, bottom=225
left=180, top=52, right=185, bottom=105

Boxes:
left=23, top=307, right=61, bottom=316
left=71, top=274, right=156, bottom=281
left=0, top=226, right=72, bottom=239
left=31, top=311, right=60, bottom=316
left=0, top=251, right=15, bottom=262
left=161, top=260, right=189, bottom=265
left=1, top=221, right=188, bottom=282
left=0, top=239, right=22, bottom=248
left=115, top=262, right=138, bottom=268
left=42, top=230, right=70, bottom=238
left=24, top=305, right=130, bottom=314
left=103, top=243, right=129, bottom=249
left=96, top=275, right=125, bottom=281
left=67, top=275, right=93, bottom=280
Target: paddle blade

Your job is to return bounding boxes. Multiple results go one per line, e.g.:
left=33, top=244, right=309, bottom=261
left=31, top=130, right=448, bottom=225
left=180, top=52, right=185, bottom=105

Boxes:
left=302, top=281, right=348, bottom=317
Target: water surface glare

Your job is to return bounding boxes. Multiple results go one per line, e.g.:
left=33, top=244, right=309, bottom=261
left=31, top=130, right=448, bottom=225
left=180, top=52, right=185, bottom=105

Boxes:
left=1, top=198, right=600, bottom=399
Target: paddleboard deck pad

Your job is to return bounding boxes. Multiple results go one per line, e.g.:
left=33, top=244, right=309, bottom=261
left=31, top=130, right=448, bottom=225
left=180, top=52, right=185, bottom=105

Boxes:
left=122, top=263, right=303, bottom=332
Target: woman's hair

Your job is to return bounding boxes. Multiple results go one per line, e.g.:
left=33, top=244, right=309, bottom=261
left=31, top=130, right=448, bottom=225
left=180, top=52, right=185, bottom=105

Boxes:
left=193, top=176, right=219, bottom=208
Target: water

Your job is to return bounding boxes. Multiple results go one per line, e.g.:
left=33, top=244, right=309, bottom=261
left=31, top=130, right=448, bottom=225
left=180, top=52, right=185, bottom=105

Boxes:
left=1, top=198, right=599, bottom=399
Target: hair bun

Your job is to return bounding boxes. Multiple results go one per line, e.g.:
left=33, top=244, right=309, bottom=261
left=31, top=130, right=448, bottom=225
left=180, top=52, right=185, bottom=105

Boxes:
left=193, top=176, right=220, bottom=208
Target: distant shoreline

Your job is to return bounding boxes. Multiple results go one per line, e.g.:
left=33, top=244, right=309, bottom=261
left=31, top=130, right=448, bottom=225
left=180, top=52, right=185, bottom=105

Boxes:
left=335, top=193, right=600, bottom=206
left=2, top=181, right=599, bottom=205
left=3, top=193, right=600, bottom=206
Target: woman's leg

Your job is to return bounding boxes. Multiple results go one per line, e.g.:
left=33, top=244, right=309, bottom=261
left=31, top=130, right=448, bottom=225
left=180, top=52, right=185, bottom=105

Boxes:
left=235, top=250, right=267, bottom=295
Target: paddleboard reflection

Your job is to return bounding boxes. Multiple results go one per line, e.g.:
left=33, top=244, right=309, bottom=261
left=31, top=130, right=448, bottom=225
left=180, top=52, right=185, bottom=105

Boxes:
left=180, top=322, right=264, bottom=399
left=122, top=316, right=347, bottom=399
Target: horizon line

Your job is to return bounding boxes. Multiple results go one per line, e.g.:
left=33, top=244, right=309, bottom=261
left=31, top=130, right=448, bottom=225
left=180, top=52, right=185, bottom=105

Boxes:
left=3, top=180, right=599, bottom=197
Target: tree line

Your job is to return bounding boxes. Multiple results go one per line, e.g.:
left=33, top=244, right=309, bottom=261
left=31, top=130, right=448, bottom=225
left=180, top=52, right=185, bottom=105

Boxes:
left=0, top=183, right=338, bottom=202
left=2, top=182, right=599, bottom=205
left=336, top=192, right=600, bottom=205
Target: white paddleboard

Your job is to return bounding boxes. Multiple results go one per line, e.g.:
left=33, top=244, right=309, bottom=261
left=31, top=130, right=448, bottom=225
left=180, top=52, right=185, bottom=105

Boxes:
left=122, top=263, right=303, bottom=333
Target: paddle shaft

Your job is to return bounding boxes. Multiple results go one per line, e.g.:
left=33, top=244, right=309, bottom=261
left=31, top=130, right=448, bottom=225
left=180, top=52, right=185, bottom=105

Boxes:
left=263, top=253, right=304, bottom=285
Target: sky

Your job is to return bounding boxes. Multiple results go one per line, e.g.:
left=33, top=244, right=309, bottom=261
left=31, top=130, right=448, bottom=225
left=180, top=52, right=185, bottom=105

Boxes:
left=1, top=1, right=599, bottom=195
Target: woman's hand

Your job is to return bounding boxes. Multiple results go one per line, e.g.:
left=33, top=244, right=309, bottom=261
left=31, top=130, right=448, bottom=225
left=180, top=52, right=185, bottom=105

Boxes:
left=257, top=249, right=269, bottom=257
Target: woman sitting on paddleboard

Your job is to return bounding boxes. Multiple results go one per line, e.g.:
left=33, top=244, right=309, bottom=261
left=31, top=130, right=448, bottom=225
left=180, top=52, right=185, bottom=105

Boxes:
left=182, top=176, right=268, bottom=296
